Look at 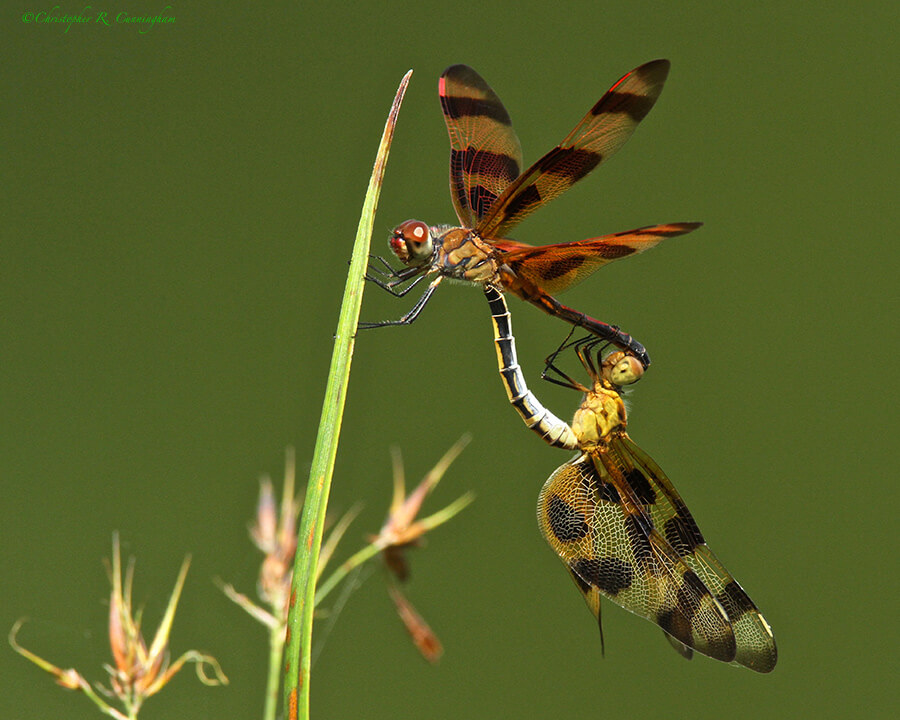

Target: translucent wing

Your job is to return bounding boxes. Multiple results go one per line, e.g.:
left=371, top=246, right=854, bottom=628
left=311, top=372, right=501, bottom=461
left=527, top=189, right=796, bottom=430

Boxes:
left=537, top=454, right=738, bottom=665
left=498, top=222, right=701, bottom=296
left=615, top=434, right=778, bottom=672
left=477, top=59, right=670, bottom=239
left=439, top=65, right=524, bottom=227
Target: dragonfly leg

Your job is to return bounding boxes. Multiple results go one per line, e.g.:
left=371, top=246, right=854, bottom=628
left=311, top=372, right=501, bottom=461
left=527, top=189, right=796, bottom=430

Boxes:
left=541, top=327, right=576, bottom=374
left=550, top=303, right=649, bottom=369
left=497, top=265, right=650, bottom=368
left=541, top=332, right=618, bottom=387
left=364, top=270, right=429, bottom=298
left=540, top=328, right=586, bottom=390
left=365, top=258, right=427, bottom=294
left=367, top=254, right=400, bottom=276
left=573, top=336, right=612, bottom=377
left=500, top=268, right=651, bottom=369
left=358, top=276, right=443, bottom=329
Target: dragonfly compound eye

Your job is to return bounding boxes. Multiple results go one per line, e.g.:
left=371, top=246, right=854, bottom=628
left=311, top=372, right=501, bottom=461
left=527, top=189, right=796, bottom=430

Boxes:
left=390, top=220, right=433, bottom=265
left=604, top=353, right=644, bottom=386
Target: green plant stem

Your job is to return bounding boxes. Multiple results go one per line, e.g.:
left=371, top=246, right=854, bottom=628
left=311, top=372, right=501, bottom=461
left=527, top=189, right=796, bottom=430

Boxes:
left=263, top=622, right=286, bottom=720
left=314, top=541, right=384, bottom=606
left=282, top=70, right=412, bottom=720
left=82, top=682, right=129, bottom=720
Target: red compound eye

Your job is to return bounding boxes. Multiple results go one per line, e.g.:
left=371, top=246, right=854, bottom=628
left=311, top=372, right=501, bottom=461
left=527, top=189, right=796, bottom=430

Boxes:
left=400, top=220, right=429, bottom=247
left=390, top=220, right=432, bottom=264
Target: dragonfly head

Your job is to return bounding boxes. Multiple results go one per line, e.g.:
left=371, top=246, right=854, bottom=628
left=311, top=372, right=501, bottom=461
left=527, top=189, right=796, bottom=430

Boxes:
left=601, top=351, right=644, bottom=387
left=390, top=220, right=434, bottom=266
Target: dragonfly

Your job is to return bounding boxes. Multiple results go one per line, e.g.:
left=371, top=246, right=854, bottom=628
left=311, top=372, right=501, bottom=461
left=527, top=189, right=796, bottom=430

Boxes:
left=485, top=286, right=777, bottom=671
left=363, top=59, right=701, bottom=368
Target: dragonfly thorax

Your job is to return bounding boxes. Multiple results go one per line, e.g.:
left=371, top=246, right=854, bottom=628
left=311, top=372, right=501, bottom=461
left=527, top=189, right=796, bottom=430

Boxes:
left=434, top=226, right=498, bottom=283
left=571, top=387, right=626, bottom=448
left=387, top=220, right=499, bottom=284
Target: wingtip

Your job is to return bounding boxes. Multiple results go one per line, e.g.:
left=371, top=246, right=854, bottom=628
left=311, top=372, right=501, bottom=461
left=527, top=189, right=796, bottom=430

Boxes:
left=441, top=63, right=468, bottom=77
left=440, top=63, right=478, bottom=81
left=439, top=64, right=494, bottom=97
left=638, top=58, right=671, bottom=84
left=666, top=222, right=703, bottom=235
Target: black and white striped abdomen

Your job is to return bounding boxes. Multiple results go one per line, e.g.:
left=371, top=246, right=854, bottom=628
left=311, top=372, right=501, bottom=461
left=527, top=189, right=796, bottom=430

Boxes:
left=484, top=285, right=578, bottom=450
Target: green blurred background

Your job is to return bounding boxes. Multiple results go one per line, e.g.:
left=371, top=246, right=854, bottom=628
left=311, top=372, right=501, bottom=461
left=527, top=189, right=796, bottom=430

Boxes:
left=2, top=1, right=895, bottom=718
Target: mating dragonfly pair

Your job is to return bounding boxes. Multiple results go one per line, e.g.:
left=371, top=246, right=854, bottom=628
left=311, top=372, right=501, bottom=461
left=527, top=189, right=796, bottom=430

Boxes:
left=362, top=60, right=776, bottom=673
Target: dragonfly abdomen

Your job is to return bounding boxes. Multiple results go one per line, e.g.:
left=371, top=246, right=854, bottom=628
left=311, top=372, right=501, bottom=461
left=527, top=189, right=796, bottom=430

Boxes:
left=484, top=285, right=577, bottom=450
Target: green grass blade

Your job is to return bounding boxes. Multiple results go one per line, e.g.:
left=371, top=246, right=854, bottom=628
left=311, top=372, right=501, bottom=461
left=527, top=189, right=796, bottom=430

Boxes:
left=282, top=69, right=413, bottom=720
